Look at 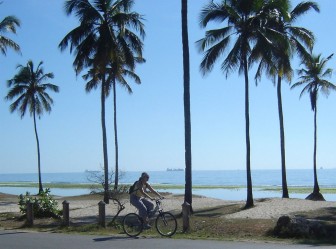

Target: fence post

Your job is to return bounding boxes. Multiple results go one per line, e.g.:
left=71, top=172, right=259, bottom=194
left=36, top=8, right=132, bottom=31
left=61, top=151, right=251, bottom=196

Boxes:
left=98, top=201, right=106, bottom=227
left=182, top=201, right=191, bottom=232
left=26, top=200, right=34, bottom=226
left=62, top=200, right=70, bottom=227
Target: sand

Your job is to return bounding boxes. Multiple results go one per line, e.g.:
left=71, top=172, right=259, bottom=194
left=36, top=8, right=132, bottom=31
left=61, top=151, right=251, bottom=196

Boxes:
left=1, top=193, right=335, bottom=221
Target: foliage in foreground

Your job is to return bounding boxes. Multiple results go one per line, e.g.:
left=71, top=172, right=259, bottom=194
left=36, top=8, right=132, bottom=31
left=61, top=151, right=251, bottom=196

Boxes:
left=18, top=188, right=61, bottom=218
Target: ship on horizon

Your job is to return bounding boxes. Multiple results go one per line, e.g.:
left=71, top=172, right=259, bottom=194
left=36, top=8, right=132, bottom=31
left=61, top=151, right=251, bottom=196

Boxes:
left=166, top=168, right=184, bottom=172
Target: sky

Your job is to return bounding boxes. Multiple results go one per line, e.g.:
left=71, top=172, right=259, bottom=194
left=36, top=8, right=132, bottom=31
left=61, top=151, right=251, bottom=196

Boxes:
left=1, top=0, right=336, bottom=174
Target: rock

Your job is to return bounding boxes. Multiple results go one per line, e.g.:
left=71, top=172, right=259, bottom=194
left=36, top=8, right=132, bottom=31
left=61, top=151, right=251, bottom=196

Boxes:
left=274, top=215, right=327, bottom=238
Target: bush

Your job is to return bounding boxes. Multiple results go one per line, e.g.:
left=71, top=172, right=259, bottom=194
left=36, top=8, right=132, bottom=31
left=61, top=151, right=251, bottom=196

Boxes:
left=86, top=169, right=127, bottom=194
left=18, top=188, right=61, bottom=218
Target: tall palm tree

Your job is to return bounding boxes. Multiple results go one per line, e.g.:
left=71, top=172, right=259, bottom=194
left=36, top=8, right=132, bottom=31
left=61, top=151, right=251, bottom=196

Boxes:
left=5, top=60, right=59, bottom=194
left=83, top=56, right=144, bottom=191
left=181, top=0, right=193, bottom=211
left=59, top=0, right=145, bottom=203
left=252, top=1, right=319, bottom=198
left=291, top=53, right=336, bottom=201
left=0, top=15, right=21, bottom=56
left=109, top=56, right=144, bottom=191
left=198, top=0, right=284, bottom=208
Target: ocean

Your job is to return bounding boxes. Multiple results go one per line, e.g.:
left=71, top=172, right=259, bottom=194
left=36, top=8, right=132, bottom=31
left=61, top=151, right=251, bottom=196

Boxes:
left=1, top=169, right=335, bottom=201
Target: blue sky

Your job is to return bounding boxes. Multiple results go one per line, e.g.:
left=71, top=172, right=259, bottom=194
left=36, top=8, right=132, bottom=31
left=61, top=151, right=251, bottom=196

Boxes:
left=1, top=0, right=336, bottom=173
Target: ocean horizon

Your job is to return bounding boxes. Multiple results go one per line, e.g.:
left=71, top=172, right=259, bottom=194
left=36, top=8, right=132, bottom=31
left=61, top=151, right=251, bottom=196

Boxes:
left=1, top=169, right=335, bottom=201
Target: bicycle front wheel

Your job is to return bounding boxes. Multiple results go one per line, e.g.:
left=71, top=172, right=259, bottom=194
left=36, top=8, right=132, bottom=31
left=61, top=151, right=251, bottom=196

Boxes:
left=122, top=213, right=143, bottom=237
left=155, top=212, right=177, bottom=237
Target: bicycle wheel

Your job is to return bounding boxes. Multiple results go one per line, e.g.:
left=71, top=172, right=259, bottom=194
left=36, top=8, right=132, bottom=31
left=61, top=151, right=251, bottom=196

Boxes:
left=122, top=213, right=143, bottom=237
left=155, top=212, right=177, bottom=237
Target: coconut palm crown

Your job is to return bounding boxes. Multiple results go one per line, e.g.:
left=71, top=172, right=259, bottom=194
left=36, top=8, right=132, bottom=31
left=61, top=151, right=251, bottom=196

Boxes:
left=0, top=15, right=21, bottom=56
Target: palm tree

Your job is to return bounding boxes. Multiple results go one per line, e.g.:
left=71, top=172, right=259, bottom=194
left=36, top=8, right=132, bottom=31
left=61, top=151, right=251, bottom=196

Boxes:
left=181, top=0, right=193, bottom=212
left=291, top=53, right=336, bottom=201
left=59, top=0, right=145, bottom=203
left=5, top=60, right=59, bottom=194
left=0, top=15, right=21, bottom=56
left=83, top=56, right=144, bottom=191
left=252, top=1, right=319, bottom=198
left=109, top=56, right=144, bottom=191
left=198, top=0, right=284, bottom=208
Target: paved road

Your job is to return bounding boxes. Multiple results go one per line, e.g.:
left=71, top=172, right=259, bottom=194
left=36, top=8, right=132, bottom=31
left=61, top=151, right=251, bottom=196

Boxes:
left=0, top=230, right=334, bottom=249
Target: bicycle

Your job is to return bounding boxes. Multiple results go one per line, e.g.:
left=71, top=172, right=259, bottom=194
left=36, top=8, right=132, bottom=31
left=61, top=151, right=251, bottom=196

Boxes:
left=122, top=198, right=177, bottom=237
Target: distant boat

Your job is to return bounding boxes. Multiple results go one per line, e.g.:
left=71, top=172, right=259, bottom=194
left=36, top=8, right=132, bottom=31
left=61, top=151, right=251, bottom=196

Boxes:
left=166, top=168, right=184, bottom=172
left=85, top=170, right=100, bottom=173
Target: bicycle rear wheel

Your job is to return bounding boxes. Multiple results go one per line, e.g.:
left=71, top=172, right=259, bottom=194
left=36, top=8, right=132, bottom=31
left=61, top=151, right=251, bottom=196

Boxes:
left=155, top=212, right=177, bottom=237
left=122, top=213, right=143, bottom=237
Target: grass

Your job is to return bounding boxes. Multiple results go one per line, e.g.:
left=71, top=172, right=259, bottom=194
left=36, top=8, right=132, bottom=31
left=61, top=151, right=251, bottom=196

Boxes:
left=1, top=192, right=335, bottom=245
left=0, top=201, right=278, bottom=242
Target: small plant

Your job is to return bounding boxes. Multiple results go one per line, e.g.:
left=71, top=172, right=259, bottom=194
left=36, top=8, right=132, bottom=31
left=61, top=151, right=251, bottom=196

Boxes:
left=86, top=167, right=126, bottom=194
left=18, top=188, right=61, bottom=218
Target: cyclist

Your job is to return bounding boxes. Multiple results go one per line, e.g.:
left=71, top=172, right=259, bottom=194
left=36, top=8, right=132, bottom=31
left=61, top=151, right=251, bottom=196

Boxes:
left=129, top=172, right=163, bottom=229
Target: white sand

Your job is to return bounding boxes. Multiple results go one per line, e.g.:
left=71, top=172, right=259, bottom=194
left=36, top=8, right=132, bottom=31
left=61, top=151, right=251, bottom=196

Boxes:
left=2, top=194, right=334, bottom=220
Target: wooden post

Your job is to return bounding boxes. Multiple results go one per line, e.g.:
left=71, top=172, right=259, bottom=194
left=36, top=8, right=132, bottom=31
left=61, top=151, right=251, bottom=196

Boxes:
left=26, top=200, right=34, bottom=226
left=98, top=201, right=106, bottom=227
left=62, top=200, right=70, bottom=227
left=182, top=201, right=191, bottom=232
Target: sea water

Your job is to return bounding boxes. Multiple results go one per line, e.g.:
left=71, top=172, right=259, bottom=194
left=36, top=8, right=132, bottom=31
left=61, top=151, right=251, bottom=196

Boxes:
left=0, top=169, right=335, bottom=201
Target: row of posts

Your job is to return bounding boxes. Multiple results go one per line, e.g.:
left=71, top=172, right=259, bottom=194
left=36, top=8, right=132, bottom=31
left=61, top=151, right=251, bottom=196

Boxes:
left=26, top=200, right=191, bottom=231
left=25, top=200, right=107, bottom=227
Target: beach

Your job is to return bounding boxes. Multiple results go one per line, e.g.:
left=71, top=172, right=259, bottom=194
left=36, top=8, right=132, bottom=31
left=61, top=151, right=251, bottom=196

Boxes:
left=1, top=192, right=335, bottom=221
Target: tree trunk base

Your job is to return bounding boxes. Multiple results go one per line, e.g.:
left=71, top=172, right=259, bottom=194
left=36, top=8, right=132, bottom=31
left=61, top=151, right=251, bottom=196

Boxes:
left=244, top=201, right=254, bottom=209
left=305, top=192, right=325, bottom=201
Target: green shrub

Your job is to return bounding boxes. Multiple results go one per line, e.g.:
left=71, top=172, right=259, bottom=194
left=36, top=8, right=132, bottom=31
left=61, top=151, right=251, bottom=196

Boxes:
left=18, top=188, right=61, bottom=218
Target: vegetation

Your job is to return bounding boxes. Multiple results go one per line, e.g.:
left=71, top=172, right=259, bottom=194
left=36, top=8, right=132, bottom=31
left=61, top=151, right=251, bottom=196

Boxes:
left=0, top=14, right=20, bottom=55
left=86, top=169, right=128, bottom=194
left=1, top=192, right=335, bottom=244
left=1, top=1, right=336, bottom=233
left=59, top=0, right=145, bottom=203
left=198, top=0, right=294, bottom=208
left=197, top=0, right=331, bottom=208
left=18, top=188, right=61, bottom=218
left=291, top=53, right=336, bottom=200
left=181, top=0, right=193, bottom=213
left=252, top=0, right=319, bottom=199
left=5, top=60, right=59, bottom=194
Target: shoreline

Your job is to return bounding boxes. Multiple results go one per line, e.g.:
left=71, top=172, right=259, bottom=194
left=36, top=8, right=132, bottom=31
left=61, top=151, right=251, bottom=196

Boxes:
left=1, top=182, right=336, bottom=192
left=1, top=184, right=336, bottom=202
left=1, top=192, right=336, bottom=220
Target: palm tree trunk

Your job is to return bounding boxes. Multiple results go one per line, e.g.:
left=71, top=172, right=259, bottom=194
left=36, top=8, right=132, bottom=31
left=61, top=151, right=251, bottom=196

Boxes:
left=277, top=76, right=289, bottom=198
left=181, top=0, right=192, bottom=210
left=243, top=57, right=253, bottom=208
left=306, top=97, right=324, bottom=201
left=101, top=76, right=110, bottom=204
left=113, top=81, right=119, bottom=191
left=33, top=109, right=43, bottom=194
left=313, top=104, right=319, bottom=194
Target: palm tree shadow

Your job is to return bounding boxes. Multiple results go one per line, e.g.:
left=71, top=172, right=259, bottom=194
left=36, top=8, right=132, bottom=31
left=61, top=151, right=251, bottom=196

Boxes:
left=299, top=207, right=336, bottom=222
left=193, top=204, right=243, bottom=218
left=93, top=236, right=132, bottom=242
